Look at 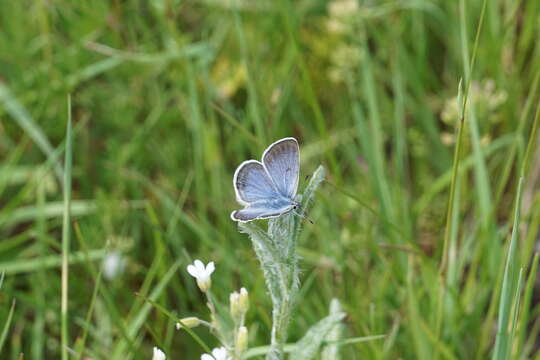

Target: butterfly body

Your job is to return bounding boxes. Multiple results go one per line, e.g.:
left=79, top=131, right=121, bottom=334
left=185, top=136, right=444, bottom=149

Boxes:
left=231, top=137, right=300, bottom=222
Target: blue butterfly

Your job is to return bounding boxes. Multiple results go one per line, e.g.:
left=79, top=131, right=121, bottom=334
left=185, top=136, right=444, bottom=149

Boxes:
left=231, top=137, right=300, bottom=222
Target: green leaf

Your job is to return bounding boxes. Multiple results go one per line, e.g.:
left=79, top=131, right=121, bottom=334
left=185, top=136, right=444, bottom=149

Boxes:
left=322, top=299, right=345, bottom=360
left=239, top=222, right=285, bottom=307
left=289, top=312, right=346, bottom=360
left=299, top=165, right=326, bottom=214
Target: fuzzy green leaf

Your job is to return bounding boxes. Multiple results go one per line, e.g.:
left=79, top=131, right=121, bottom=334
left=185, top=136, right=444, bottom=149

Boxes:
left=239, top=222, right=284, bottom=305
left=289, top=312, right=346, bottom=360
left=322, top=299, right=345, bottom=360
left=299, top=165, right=326, bottom=214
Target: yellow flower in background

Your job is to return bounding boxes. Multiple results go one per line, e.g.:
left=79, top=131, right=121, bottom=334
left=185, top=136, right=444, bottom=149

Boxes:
left=212, top=60, right=247, bottom=99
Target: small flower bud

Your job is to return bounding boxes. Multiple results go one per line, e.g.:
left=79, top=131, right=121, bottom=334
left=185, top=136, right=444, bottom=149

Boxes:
left=210, top=311, right=218, bottom=330
left=230, top=287, right=249, bottom=322
left=176, top=317, right=201, bottom=330
left=230, top=291, right=240, bottom=320
left=238, top=287, right=249, bottom=314
left=235, top=326, right=248, bottom=355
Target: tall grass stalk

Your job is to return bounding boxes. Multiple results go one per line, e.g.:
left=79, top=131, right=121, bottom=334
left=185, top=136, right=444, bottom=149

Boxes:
left=492, top=177, right=524, bottom=360
left=0, top=273, right=14, bottom=356
left=521, top=99, right=540, bottom=177
left=61, top=96, right=73, bottom=360
left=0, top=300, right=15, bottom=355
left=516, top=253, right=539, bottom=356
left=440, top=0, right=488, bottom=275
left=436, top=2, right=488, bottom=357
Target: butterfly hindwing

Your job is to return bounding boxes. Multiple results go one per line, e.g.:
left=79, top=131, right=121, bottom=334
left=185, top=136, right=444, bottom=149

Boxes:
left=230, top=203, right=294, bottom=222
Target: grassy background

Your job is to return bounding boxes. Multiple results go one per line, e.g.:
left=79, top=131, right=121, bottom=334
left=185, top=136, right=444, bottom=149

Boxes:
left=1, top=0, right=540, bottom=358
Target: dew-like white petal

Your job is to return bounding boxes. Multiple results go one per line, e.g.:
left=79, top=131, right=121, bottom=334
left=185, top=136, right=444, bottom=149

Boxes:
left=205, top=261, right=215, bottom=276
left=194, top=259, right=205, bottom=272
left=153, top=347, right=166, bottom=360
left=200, top=354, right=214, bottom=360
left=187, top=264, right=199, bottom=278
left=212, top=347, right=229, bottom=360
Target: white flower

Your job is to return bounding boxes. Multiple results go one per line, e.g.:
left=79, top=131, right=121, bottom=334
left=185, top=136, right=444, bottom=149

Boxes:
left=201, top=347, right=230, bottom=360
left=152, top=347, right=166, bottom=360
left=187, top=260, right=215, bottom=292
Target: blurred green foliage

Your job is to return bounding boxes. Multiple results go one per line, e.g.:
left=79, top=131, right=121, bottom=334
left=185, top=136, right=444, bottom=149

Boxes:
left=1, top=0, right=540, bottom=359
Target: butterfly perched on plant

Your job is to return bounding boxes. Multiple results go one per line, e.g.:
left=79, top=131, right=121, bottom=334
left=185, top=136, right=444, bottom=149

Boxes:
left=231, top=137, right=300, bottom=222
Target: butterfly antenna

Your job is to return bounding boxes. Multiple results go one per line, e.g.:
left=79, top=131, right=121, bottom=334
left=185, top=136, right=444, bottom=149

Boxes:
left=294, top=210, right=314, bottom=224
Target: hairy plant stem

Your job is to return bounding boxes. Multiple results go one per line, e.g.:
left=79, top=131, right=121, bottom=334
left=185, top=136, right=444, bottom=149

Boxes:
left=239, top=166, right=325, bottom=360
left=268, top=269, right=294, bottom=360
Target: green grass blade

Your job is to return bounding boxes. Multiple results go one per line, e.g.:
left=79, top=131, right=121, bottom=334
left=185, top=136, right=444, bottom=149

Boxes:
left=111, top=260, right=182, bottom=359
left=61, top=95, right=73, bottom=360
left=137, top=294, right=212, bottom=353
left=492, top=177, right=525, bottom=360
left=521, top=99, right=540, bottom=178
left=0, top=82, right=63, bottom=181
left=516, top=253, right=539, bottom=357
left=0, top=248, right=119, bottom=275
left=508, top=268, right=524, bottom=358
left=439, top=79, right=466, bottom=274
left=0, top=299, right=16, bottom=355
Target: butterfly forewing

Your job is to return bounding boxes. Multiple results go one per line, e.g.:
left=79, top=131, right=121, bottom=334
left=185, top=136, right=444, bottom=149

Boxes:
left=262, top=138, right=300, bottom=199
left=234, top=160, right=278, bottom=204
